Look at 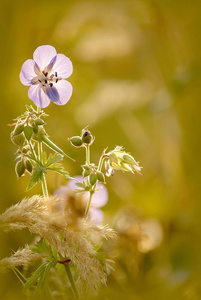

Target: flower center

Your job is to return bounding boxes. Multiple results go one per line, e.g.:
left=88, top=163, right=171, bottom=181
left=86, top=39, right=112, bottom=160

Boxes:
left=38, top=70, right=59, bottom=88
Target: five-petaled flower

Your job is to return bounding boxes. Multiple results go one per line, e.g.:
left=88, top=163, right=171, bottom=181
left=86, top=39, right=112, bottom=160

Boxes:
left=20, top=45, right=73, bottom=108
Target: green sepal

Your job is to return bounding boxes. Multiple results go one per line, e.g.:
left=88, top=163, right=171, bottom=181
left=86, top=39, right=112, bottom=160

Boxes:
left=35, top=118, right=45, bottom=126
left=13, top=124, right=24, bottom=136
left=15, top=160, right=25, bottom=177
left=97, top=171, right=105, bottom=183
left=89, top=173, right=97, bottom=186
left=25, top=159, right=33, bottom=173
left=11, top=132, right=25, bottom=146
left=24, top=126, right=33, bottom=141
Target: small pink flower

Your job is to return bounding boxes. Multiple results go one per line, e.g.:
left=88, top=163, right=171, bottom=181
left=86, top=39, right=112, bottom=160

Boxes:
left=20, top=45, right=73, bottom=108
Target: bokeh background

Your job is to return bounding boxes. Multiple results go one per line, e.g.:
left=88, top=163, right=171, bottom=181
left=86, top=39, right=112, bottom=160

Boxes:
left=1, top=0, right=201, bottom=299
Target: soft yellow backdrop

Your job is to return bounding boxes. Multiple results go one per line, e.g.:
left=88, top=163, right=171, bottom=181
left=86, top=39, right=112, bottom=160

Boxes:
left=0, top=0, right=201, bottom=299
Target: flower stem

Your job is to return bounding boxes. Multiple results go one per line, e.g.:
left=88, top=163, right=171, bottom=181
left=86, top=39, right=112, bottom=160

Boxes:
left=84, top=190, right=93, bottom=218
left=85, top=145, right=90, bottom=165
left=38, top=141, right=48, bottom=197
left=64, top=264, right=79, bottom=300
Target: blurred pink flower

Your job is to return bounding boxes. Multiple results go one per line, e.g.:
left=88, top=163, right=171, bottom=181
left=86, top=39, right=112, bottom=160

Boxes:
left=20, top=45, right=73, bottom=108
left=55, top=176, right=108, bottom=224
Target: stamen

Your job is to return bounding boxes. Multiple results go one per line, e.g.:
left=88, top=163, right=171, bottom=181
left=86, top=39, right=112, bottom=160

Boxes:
left=45, top=79, right=47, bottom=84
left=55, top=72, right=57, bottom=77
left=42, top=71, right=48, bottom=76
left=38, top=79, right=41, bottom=83
left=56, top=78, right=58, bottom=83
left=49, top=83, right=53, bottom=87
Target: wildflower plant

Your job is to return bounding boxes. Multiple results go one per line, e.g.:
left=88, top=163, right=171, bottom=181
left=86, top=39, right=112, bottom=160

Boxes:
left=0, top=45, right=141, bottom=299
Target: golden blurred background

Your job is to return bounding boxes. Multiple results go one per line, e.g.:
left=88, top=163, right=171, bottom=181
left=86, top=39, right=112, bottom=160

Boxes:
left=1, top=0, right=201, bottom=299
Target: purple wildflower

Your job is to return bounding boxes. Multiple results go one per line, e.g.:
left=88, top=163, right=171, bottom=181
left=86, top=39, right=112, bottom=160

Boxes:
left=20, top=45, right=73, bottom=108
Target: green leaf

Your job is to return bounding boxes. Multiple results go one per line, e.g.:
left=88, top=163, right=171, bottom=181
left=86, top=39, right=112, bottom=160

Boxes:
left=47, top=165, right=71, bottom=179
left=24, top=262, right=48, bottom=291
left=45, top=153, right=63, bottom=167
left=75, top=182, right=86, bottom=188
left=34, top=260, right=54, bottom=295
left=26, top=167, right=43, bottom=190
left=30, top=239, right=51, bottom=254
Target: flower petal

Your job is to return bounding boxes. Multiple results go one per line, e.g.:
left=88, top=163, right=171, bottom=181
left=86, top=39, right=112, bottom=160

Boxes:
left=68, top=176, right=108, bottom=208
left=46, top=80, right=73, bottom=105
left=91, top=184, right=108, bottom=207
left=89, top=208, right=104, bottom=225
left=52, top=54, right=73, bottom=79
left=33, top=45, right=57, bottom=71
left=28, top=85, right=50, bottom=108
left=20, top=59, right=36, bottom=86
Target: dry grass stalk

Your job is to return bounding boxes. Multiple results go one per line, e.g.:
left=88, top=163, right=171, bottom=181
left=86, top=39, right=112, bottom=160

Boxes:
left=0, top=195, right=116, bottom=294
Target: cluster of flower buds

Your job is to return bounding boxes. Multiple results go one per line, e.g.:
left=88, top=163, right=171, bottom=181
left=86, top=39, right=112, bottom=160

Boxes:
left=69, top=127, right=94, bottom=148
left=104, top=146, right=142, bottom=177
left=82, top=164, right=105, bottom=187
left=10, top=105, right=46, bottom=146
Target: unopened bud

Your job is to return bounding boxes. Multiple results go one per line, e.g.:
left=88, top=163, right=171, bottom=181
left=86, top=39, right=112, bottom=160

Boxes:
left=11, top=132, right=25, bottom=146
left=82, top=164, right=90, bottom=170
left=25, top=159, right=32, bottom=173
left=82, top=130, right=93, bottom=145
left=24, top=126, right=33, bottom=141
left=89, top=173, right=97, bottom=186
left=32, top=123, right=38, bottom=134
left=35, top=119, right=45, bottom=126
left=97, top=171, right=105, bottom=183
left=15, top=160, right=25, bottom=177
left=13, top=124, right=24, bottom=136
left=69, top=136, right=83, bottom=147
left=82, top=169, right=90, bottom=177
left=122, top=154, right=136, bottom=165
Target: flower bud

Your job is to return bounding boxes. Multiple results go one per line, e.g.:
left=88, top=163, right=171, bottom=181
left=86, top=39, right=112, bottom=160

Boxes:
left=122, top=154, right=136, bottom=165
left=24, top=126, right=33, bottom=141
left=15, top=160, right=25, bottom=177
left=69, top=136, right=83, bottom=147
left=13, top=124, right=24, bottom=136
left=97, top=171, right=105, bottom=183
left=35, top=118, right=45, bottom=126
left=82, top=130, right=93, bottom=145
left=25, top=159, right=33, bottom=173
left=37, top=127, right=47, bottom=142
left=32, top=123, right=38, bottom=134
left=89, top=173, right=97, bottom=186
left=82, top=164, right=90, bottom=170
left=82, top=169, right=90, bottom=177
left=109, top=152, right=118, bottom=163
left=11, top=132, right=25, bottom=146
